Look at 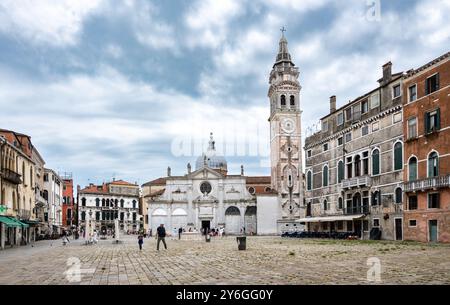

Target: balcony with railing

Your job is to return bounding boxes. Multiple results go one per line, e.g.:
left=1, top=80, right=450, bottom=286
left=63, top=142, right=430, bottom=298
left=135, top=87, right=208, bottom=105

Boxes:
left=341, top=176, right=372, bottom=189
left=404, top=175, right=450, bottom=192
left=344, top=205, right=369, bottom=215
left=18, top=209, right=31, bottom=220
left=1, top=168, right=22, bottom=184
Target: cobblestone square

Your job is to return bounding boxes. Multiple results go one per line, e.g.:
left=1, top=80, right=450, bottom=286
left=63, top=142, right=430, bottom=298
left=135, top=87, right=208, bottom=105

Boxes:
left=0, top=235, right=449, bottom=285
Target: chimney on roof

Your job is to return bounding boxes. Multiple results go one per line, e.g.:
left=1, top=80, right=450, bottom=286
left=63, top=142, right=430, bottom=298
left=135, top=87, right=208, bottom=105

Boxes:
left=187, top=163, right=191, bottom=174
left=241, top=165, right=244, bottom=176
left=113, top=177, right=115, bottom=182
left=382, top=61, right=392, bottom=84
left=330, top=95, right=336, bottom=113
left=167, top=166, right=171, bottom=177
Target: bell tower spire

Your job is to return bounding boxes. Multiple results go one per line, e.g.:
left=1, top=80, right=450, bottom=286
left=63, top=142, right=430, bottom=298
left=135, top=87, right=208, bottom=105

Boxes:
left=268, top=29, right=305, bottom=229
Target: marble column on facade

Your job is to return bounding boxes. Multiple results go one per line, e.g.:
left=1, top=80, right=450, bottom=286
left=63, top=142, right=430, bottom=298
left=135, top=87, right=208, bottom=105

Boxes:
left=240, top=206, right=246, bottom=233
left=218, top=183, right=224, bottom=225
left=187, top=185, right=193, bottom=225
left=167, top=203, right=172, bottom=232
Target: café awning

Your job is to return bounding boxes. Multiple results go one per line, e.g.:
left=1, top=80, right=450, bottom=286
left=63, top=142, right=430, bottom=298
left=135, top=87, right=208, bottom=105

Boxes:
left=0, top=216, right=29, bottom=228
left=296, top=214, right=365, bottom=223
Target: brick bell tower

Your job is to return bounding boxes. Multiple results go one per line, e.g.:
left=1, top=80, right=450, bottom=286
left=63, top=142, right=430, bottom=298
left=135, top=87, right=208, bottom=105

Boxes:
left=268, top=28, right=305, bottom=229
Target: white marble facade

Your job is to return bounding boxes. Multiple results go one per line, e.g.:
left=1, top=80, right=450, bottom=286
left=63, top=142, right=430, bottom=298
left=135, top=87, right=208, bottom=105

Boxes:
left=148, top=166, right=259, bottom=235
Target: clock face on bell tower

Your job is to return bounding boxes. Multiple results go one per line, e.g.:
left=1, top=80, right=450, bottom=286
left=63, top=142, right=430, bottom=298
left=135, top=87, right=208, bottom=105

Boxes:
left=268, top=30, right=304, bottom=220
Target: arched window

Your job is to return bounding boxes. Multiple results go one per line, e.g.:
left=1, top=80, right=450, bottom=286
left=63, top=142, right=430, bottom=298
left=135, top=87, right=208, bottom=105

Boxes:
left=307, top=170, right=312, bottom=191
left=323, top=200, right=328, bottom=211
left=132, top=200, right=136, bottom=209
left=394, top=142, right=403, bottom=171
left=106, top=199, right=110, bottom=207
left=337, top=161, right=344, bottom=183
left=428, top=151, right=439, bottom=177
left=290, top=95, right=295, bottom=106
left=372, top=149, right=380, bottom=176
left=338, top=197, right=343, bottom=209
left=354, top=155, right=361, bottom=177
left=43, top=190, right=49, bottom=201
left=395, top=187, right=402, bottom=204
left=81, top=211, right=86, bottom=221
left=371, top=191, right=381, bottom=206
left=115, top=199, right=118, bottom=207
left=30, top=167, right=33, bottom=187
left=22, top=162, right=26, bottom=185
left=81, top=197, right=86, bottom=206
left=120, top=199, right=124, bottom=208
left=95, top=198, right=100, bottom=207
left=323, top=165, right=328, bottom=187
left=102, top=198, right=105, bottom=207
left=306, top=202, right=312, bottom=216
left=281, top=95, right=286, bottom=107
left=408, top=157, right=417, bottom=181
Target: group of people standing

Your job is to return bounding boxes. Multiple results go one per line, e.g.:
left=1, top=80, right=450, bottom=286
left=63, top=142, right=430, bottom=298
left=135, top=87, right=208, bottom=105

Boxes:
left=138, top=224, right=168, bottom=251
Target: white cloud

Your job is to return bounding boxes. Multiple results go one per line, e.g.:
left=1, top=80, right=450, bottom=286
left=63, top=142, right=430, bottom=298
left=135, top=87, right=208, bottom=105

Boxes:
left=0, top=0, right=103, bottom=47
left=265, top=0, right=332, bottom=12
left=184, top=0, right=244, bottom=48
left=105, top=44, right=123, bottom=58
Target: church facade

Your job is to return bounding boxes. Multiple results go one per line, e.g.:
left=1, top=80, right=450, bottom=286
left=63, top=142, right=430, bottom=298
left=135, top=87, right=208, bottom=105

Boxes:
left=142, top=32, right=305, bottom=235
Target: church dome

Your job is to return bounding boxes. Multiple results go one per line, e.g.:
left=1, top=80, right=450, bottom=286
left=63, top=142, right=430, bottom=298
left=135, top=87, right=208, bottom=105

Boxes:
left=195, top=133, right=228, bottom=171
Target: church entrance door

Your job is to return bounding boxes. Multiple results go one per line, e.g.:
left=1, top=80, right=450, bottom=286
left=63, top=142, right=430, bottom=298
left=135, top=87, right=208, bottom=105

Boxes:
left=201, top=220, right=210, bottom=234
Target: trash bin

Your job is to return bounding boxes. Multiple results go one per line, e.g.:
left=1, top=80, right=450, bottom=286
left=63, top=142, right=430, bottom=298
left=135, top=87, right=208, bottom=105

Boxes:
left=236, top=236, right=246, bottom=250
left=205, top=233, right=211, bottom=242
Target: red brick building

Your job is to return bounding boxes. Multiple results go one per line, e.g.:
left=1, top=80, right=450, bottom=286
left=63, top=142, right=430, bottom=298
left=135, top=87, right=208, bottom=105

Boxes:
left=402, top=52, right=450, bottom=243
left=61, top=174, right=74, bottom=229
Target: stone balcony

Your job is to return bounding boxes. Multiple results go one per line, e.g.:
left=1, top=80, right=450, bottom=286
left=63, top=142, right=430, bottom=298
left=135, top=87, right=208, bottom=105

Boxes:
left=404, top=175, right=450, bottom=192
left=341, top=176, right=372, bottom=189
left=1, top=168, right=22, bottom=184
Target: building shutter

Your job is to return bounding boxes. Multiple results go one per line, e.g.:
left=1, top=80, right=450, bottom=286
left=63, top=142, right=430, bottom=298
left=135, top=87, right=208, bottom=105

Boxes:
left=424, top=112, right=429, bottom=134
left=394, top=143, right=403, bottom=170
left=372, top=151, right=380, bottom=175
left=436, top=108, right=441, bottom=130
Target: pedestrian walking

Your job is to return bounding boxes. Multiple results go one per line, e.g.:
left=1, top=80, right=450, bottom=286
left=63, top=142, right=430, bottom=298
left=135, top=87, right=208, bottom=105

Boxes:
left=93, top=230, right=98, bottom=244
left=138, top=234, right=144, bottom=251
left=156, top=224, right=167, bottom=251
left=178, top=227, right=183, bottom=240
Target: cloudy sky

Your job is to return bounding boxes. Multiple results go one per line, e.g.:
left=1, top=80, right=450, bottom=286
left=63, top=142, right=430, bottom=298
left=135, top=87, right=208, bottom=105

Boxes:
left=0, top=0, right=449, bottom=189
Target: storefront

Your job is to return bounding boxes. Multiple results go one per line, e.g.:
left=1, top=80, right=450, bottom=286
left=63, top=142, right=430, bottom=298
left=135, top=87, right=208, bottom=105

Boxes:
left=0, top=216, right=29, bottom=249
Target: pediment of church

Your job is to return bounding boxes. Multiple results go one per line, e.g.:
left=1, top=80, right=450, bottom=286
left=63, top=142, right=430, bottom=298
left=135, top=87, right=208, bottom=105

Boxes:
left=187, top=166, right=224, bottom=180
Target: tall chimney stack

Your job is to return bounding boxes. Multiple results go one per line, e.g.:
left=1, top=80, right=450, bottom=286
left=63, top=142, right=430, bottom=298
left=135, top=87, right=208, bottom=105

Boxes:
left=382, top=62, right=392, bottom=84
left=167, top=166, right=171, bottom=177
left=330, top=95, right=336, bottom=113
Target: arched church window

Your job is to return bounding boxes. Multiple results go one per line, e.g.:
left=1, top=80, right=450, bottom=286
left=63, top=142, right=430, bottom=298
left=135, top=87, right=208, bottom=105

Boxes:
left=281, top=95, right=286, bottom=107
left=290, top=95, right=295, bottom=106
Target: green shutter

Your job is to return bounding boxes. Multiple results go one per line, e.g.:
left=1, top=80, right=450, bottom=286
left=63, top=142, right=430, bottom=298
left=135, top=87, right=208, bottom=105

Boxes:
left=394, top=143, right=403, bottom=170
left=307, top=171, right=312, bottom=190
left=372, top=151, right=380, bottom=175
left=436, top=108, right=441, bottom=130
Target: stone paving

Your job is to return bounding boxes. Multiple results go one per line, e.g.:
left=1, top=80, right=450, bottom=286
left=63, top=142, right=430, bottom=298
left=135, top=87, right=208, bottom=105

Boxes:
left=0, top=235, right=449, bottom=285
